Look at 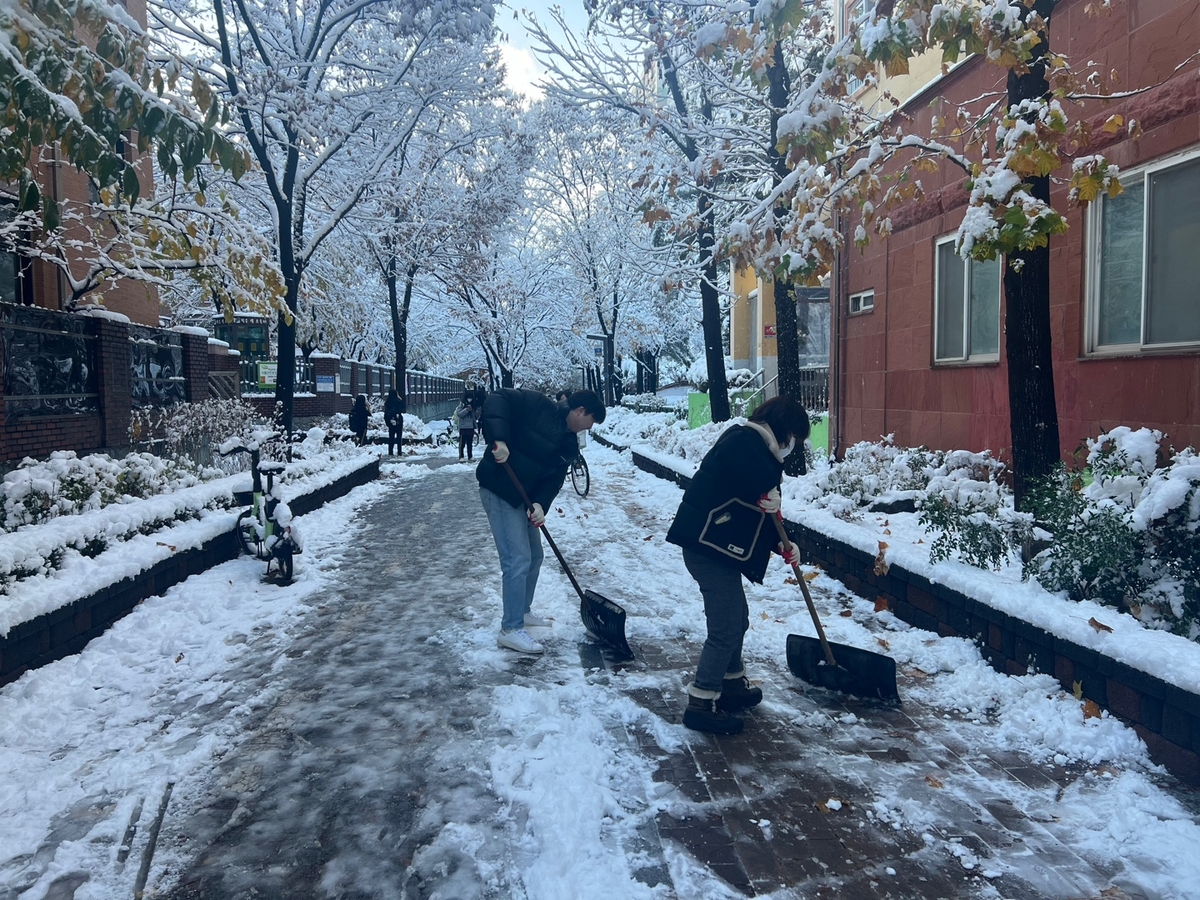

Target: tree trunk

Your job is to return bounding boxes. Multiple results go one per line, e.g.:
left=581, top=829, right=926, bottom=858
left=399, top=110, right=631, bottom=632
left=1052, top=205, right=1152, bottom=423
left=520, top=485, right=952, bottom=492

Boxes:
left=699, top=192, right=731, bottom=422
left=1005, top=0, right=1062, bottom=509
left=388, top=260, right=417, bottom=387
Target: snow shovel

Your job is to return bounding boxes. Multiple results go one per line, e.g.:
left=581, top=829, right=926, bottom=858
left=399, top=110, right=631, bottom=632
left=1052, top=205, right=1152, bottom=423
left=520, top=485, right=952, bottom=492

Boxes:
left=772, top=515, right=900, bottom=703
left=500, top=460, right=633, bottom=659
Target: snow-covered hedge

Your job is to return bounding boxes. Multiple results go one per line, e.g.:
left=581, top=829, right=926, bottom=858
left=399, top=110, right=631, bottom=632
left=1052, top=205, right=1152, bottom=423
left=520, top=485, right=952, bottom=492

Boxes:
left=1, top=451, right=213, bottom=532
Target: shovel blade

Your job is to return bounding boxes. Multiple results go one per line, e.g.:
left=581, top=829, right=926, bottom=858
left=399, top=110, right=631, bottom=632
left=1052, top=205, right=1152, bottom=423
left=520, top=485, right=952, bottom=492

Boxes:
left=786, top=634, right=900, bottom=703
left=581, top=590, right=633, bottom=660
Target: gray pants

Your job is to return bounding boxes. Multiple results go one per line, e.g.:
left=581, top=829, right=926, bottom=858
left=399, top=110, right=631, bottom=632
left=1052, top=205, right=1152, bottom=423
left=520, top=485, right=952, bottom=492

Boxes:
left=682, top=547, right=749, bottom=693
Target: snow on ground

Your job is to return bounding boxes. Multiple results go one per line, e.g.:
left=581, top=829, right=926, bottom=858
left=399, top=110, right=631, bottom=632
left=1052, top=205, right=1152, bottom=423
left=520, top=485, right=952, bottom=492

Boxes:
left=1, top=439, right=1199, bottom=899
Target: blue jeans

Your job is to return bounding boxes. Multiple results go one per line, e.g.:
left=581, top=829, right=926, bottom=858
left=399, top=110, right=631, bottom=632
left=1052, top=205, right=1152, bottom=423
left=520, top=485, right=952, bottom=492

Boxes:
left=480, top=487, right=544, bottom=631
left=683, top=548, right=748, bottom=693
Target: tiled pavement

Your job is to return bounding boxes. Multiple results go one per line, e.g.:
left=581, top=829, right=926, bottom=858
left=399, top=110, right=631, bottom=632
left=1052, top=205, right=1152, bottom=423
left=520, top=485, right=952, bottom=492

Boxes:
left=588, top=635, right=1164, bottom=900
left=156, top=459, right=1189, bottom=899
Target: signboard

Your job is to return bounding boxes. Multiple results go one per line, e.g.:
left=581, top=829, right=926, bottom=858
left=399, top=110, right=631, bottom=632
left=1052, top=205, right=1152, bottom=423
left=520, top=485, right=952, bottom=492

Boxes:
left=594, top=345, right=604, bottom=357
left=316, top=374, right=336, bottom=393
left=256, top=361, right=277, bottom=389
left=763, top=324, right=777, bottom=337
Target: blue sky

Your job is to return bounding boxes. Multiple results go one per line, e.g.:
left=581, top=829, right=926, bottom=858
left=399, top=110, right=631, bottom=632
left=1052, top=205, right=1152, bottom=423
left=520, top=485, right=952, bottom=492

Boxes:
left=497, top=0, right=592, bottom=96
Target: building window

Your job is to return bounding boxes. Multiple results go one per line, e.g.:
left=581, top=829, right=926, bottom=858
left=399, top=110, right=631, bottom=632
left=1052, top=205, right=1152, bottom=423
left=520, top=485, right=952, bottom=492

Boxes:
left=844, top=0, right=873, bottom=94
left=934, top=237, right=1001, bottom=363
left=849, top=289, right=874, bottom=314
left=1088, top=150, right=1200, bottom=351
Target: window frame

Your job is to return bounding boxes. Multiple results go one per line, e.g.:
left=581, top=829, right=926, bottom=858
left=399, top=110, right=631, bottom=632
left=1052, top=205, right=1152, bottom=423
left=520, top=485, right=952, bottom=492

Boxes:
left=1085, top=145, right=1200, bottom=356
left=848, top=289, right=875, bottom=315
left=932, top=234, right=1002, bottom=365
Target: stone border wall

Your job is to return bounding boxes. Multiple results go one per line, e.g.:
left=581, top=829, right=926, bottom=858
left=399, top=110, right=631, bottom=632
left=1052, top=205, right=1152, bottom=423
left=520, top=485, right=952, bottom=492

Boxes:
left=0, top=458, right=379, bottom=688
left=597, top=433, right=1200, bottom=785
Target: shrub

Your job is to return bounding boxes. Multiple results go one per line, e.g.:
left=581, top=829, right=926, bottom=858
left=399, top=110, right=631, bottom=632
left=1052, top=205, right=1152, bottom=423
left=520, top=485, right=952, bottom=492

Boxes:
left=1027, top=430, right=1200, bottom=640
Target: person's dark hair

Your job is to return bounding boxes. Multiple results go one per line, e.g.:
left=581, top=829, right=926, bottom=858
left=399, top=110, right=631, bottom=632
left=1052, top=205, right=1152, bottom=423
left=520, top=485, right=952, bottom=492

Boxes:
left=555, top=390, right=570, bottom=403
left=567, top=389, right=606, bottom=424
left=749, top=395, right=809, bottom=446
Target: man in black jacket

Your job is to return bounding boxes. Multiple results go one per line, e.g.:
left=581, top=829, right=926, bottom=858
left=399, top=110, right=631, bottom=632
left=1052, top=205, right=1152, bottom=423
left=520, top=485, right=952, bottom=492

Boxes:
left=477, top=388, right=605, bottom=654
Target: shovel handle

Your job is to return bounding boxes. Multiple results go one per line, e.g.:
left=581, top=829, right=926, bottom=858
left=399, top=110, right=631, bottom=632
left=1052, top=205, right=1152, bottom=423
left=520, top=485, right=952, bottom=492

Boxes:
left=499, top=459, right=588, bottom=605
left=771, top=513, right=838, bottom=668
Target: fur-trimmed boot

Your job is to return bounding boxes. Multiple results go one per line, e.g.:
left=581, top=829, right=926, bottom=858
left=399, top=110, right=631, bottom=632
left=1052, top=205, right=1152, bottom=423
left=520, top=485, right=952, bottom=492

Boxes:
left=682, top=685, right=744, bottom=735
left=717, top=671, right=763, bottom=712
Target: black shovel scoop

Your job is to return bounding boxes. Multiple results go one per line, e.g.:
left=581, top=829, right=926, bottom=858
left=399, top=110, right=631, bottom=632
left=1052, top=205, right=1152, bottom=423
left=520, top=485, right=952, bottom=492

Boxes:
left=772, top=515, right=900, bottom=703
left=500, top=460, right=633, bottom=659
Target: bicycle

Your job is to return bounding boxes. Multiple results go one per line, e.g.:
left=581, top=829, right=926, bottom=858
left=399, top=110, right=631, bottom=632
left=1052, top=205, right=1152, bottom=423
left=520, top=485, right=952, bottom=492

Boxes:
left=220, top=433, right=300, bottom=583
left=570, top=450, right=590, bottom=498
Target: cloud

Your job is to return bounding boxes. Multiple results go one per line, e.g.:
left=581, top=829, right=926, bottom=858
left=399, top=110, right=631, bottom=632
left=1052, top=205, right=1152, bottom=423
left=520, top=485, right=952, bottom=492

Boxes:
left=500, top=44, right=544, bottom=99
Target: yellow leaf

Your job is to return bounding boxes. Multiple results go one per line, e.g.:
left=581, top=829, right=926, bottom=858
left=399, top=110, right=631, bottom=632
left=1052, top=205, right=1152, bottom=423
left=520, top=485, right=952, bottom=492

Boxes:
left=1100, top=114, right=1123, bottom=134
left=1072, top=680, right=1083, bottom=700
left=803, top=570, right=818, bottom=582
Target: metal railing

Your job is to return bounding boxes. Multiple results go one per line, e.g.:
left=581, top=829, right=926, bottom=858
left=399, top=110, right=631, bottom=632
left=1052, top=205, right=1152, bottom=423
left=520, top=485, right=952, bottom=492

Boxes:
left=731, top=367, right=829, bottom=416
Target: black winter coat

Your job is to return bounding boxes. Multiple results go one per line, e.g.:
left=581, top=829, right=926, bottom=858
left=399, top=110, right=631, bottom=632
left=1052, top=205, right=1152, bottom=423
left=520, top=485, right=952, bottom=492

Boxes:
left=665, top=425, right=784, bottom=583
left=348, top=403, right=369, bottom=434
left=384, top=394, right=405, bottom=426
left=476, top=388, right=578, bottom=511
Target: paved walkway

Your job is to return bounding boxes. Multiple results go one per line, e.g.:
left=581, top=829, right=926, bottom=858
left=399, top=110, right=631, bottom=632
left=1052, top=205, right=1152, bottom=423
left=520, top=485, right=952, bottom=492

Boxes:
left=154, top=458, right=1193, bottom=899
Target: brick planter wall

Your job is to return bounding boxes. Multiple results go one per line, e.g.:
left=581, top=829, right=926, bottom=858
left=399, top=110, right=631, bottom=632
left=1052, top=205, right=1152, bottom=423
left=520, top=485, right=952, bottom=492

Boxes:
left=0, top=458, right=380, bottom=687
left=606, top=436, right=1200, bottom=786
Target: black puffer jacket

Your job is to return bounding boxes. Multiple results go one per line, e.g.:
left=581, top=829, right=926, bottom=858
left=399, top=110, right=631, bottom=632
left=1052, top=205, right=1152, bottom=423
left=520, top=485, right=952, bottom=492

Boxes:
left=476, top=388, right=578, bottom=511
left=665, top=425, right=784, bottom=583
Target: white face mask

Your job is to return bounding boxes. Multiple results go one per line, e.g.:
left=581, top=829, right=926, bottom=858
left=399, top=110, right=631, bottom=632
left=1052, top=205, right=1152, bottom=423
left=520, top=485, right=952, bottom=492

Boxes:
left=781, top=436, right=796, bottom=458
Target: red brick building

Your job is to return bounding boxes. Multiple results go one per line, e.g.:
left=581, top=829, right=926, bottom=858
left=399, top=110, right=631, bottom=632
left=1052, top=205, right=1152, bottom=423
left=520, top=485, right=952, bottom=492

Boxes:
left=832, top=0, right=1200, bottom=460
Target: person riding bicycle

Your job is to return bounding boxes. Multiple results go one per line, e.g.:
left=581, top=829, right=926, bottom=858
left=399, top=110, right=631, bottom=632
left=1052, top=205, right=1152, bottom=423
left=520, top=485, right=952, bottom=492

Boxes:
left=476, top=388, right=605, bottom=655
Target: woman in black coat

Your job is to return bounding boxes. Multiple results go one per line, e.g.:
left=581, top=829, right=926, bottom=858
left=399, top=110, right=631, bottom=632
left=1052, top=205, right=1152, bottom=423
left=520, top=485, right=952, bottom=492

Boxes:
left=665, top=395, right=810, bottom=734
left=349, top=394, right=369, bottom=447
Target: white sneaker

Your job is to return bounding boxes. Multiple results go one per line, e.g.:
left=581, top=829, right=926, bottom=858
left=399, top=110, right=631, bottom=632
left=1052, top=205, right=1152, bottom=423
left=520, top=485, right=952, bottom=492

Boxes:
left=498, top=628, right=544, bottom=655
left=523, top=614, right=551, bottom=628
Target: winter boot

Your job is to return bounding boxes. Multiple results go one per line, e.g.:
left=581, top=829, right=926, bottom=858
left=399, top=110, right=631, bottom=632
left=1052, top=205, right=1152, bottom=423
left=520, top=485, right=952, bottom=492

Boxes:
left=682, top=686, right=744, bottom=735
left=717, top=671, right=763, bottom=712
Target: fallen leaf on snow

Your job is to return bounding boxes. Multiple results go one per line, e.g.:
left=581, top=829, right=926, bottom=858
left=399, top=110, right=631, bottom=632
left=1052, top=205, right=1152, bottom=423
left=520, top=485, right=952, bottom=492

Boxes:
left=156, top=541, right=177, bottom=552
left=803, top=570, right=819, bottom=582
left=876, top=637, right=891, bottom=651
left=1083, top=699, right=1103, bottom=719
left=1072, top=681, right=1084, bottom=700
left=874, top=596, right=890, bottom=613
left=839, top=610, right=853, bottom=617
left=925, top=775, right=943, bottom=788
left=784, top=576, right=798, bottom=585
left=644, top=535, right=653, bottom=541
left=1088, top=617, right=1114, bottom=634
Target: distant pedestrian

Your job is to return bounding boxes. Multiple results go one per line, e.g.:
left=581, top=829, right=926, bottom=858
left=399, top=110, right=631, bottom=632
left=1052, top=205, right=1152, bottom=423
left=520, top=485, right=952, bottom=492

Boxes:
left=665, top=395, right=810, bottom=735
left=349, top=394, right=369, bottom=447
left=454, top=398, right=478, bottom=461
left=477, top=388, right=606, bottom=655
left=385, top=388, right=406, bottom=455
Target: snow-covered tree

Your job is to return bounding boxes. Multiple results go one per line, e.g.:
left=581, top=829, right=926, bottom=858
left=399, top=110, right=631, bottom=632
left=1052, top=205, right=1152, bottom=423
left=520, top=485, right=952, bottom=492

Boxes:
left=0, top=0, right=271, bottom=310
left=530, top=2, right=739, bottom=420
left=149, top=0, right=498, bottom=433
